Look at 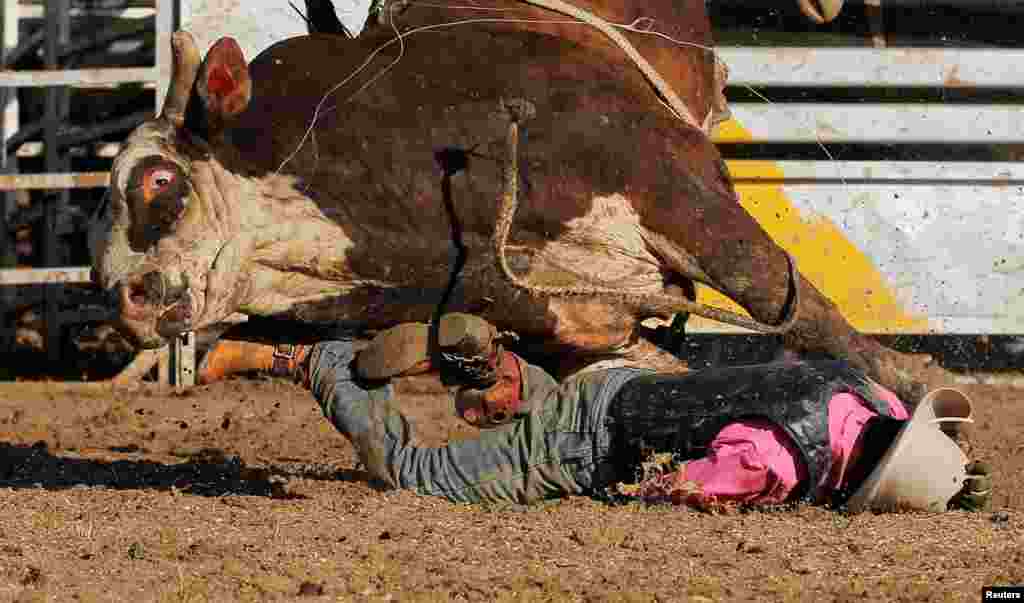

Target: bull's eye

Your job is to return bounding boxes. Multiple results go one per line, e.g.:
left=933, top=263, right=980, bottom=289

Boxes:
left=146, top=168, right=175, bottom=193
left=125, top=157, right=189, bottom=251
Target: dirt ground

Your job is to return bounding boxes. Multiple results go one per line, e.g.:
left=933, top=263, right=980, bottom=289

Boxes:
left=0, top=367, right=1021, bottom=603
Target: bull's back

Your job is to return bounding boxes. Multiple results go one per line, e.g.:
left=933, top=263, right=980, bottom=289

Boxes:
left=231, top=22, right=712, bottom=242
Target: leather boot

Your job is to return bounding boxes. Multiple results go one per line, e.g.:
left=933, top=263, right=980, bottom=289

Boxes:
left=197, top=341, right=310, bottom=385
left=355, top=313, right=501, bottom=384
left=355, top=322, right=432, bottom=380
left=437, top=313, right=501, bottom=389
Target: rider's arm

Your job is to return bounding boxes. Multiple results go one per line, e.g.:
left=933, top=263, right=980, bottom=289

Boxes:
left=309, top=340, right=577, bottom=504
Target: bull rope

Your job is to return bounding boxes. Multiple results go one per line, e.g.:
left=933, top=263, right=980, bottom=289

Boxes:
left=509, top=0, right=702, bottom=130
left=494, top=102, right=801, bottom=335
left=485, top=1, right=799, bottom=333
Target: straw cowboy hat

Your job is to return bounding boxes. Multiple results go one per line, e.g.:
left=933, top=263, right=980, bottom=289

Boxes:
left=847, top=388, right=975, bottom=513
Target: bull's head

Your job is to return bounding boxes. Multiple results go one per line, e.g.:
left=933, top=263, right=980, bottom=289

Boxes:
left=92, top=32, right=254, bottom=348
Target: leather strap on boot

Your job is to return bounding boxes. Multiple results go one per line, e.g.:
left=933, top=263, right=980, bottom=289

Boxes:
left=271, top=343, right=311, bottom=385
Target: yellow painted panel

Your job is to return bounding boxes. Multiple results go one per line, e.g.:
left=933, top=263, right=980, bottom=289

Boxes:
left=689, top=121, right=928, bottom=333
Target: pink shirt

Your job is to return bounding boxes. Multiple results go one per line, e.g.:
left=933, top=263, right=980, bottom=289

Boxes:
left=646, top=386, right=909, bottom=507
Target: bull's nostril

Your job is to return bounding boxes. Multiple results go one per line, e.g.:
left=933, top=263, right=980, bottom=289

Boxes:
left=141, top=271, right=166, bottom=304
left=128, top=280, right=148, bottom=307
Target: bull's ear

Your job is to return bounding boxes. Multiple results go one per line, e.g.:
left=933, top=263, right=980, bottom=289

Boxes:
left=185, top=37, right=252, bottom=140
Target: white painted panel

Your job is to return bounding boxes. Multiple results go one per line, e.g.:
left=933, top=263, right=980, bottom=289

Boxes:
left=718, top=103, right=1024, bottom=144
left=182, top=0, right=310, bottom=61
left=739, top=160, right=1024, bottom=334
left=717, top=47, right=1024, bottom=88
left=181, top=0, right=376, bottom=60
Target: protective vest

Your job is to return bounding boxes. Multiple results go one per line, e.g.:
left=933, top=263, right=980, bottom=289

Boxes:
left=609, top=360, right=896, bottom=502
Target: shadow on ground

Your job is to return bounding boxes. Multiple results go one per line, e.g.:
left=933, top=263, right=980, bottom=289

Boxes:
left=0, top=441, right=368, bottom=498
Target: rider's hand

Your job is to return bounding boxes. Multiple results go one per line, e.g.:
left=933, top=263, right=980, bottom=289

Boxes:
left=949, top=460, right=992, bottom=512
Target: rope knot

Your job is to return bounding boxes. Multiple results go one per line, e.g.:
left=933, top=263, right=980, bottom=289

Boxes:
left=499, top=97, right=537, bottom=124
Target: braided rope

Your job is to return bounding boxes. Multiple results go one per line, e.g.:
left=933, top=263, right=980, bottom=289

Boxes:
left=515, top=0, right=702, bottom=130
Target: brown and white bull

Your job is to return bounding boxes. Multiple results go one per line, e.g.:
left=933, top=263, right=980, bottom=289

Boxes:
left=90, top=0, right=939, bottom=400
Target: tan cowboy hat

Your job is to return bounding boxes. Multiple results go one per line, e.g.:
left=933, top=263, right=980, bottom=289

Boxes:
left=846, top=388, right=974, bottom=513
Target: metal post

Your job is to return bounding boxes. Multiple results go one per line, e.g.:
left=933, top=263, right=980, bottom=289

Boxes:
left=154, top=0, right=176, bottom=114
left=171, top=331, right=196, bottom=389
left=157, top=0, right=184, bottom=386
left=865, top=0, right=887, bottom=48
left=43, top=0, right=70, bottom=363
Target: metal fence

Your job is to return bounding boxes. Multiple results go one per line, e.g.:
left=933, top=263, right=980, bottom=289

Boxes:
left=0, top=0, right=193, bottom=384
left=690, top=0, right=1024, bottom=340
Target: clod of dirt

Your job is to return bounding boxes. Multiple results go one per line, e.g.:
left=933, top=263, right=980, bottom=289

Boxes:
left=20, top=566, right=44, bottom=587
left=268, top=475, right=291, bottom=499
left=378, top=530, right=392, bottom=541
left=991, top=511, right=1011, bottom=525
left=127, top=542, right=145, bottom=560
left=737, top=541, right=764, bottom=554
left=298, top=582, right=324, bottom=597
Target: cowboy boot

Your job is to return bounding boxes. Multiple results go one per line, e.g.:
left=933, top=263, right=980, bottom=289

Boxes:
left=355, top=313, right=502, bottom=385
left=355, top=322, right=433, bottom=380
left=437, top=313, right=502, bottom=389
left=197, top=341, right=311, bottom=385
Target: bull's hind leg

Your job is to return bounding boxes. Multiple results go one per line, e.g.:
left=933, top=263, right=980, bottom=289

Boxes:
left=645, top=144, right=947, bottom=403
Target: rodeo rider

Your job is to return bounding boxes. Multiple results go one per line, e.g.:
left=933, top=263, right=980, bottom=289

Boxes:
left=199, top=313, right=992, bottom=512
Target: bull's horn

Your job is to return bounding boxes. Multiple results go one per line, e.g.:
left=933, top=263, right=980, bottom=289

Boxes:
left=162, top=31, right=202, bottom=127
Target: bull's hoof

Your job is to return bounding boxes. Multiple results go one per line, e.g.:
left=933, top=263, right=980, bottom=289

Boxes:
left=797, top=0, right=845, bottom=23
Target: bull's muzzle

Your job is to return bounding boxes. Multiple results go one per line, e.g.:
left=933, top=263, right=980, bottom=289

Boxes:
left=115, top=270, right=193, bottom=343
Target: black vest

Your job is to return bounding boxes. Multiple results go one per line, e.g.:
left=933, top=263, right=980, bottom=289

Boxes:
left=609, top=360, right=895, bottom=502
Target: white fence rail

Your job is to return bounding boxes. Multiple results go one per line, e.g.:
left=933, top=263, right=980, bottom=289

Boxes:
left=717, top=47, right=1024, bottom=88
left=701, top=25, right=1024, bottom=334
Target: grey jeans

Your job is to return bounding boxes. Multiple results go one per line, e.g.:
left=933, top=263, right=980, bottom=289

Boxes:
left=308, top=340, right=643, bottom=504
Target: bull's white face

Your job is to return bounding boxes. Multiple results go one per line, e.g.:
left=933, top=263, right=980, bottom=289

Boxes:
left=96, top=123, right=246, bottom=347
left=92, top=33, right=254, bottom=348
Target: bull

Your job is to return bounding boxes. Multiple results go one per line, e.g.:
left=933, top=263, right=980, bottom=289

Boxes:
left=90, top=0, right=940, bottom=401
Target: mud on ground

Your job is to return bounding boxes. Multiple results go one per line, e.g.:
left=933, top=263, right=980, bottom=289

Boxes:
left=0, top=370, right=1021, bottom=602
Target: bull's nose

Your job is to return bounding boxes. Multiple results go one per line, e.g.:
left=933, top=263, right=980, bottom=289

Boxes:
left=141, top=271, right=167, bottom=305
left=121, top=271, right=187, bottom=310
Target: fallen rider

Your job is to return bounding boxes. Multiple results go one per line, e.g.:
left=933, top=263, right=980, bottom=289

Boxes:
left=199, top=314, right=991, bottom=512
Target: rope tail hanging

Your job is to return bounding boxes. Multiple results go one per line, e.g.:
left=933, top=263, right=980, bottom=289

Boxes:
left=494, top=100, right=800, bottom=335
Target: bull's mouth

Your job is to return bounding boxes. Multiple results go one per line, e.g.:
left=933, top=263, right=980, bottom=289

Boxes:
left=113, top=237, right=244, bottom=347
left=117, top=268, right=211, bottom=347
left=156, top=295, right=196, bottom=338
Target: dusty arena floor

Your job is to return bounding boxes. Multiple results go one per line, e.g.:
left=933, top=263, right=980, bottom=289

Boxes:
left=0, top=370, right=1021, bottom=602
